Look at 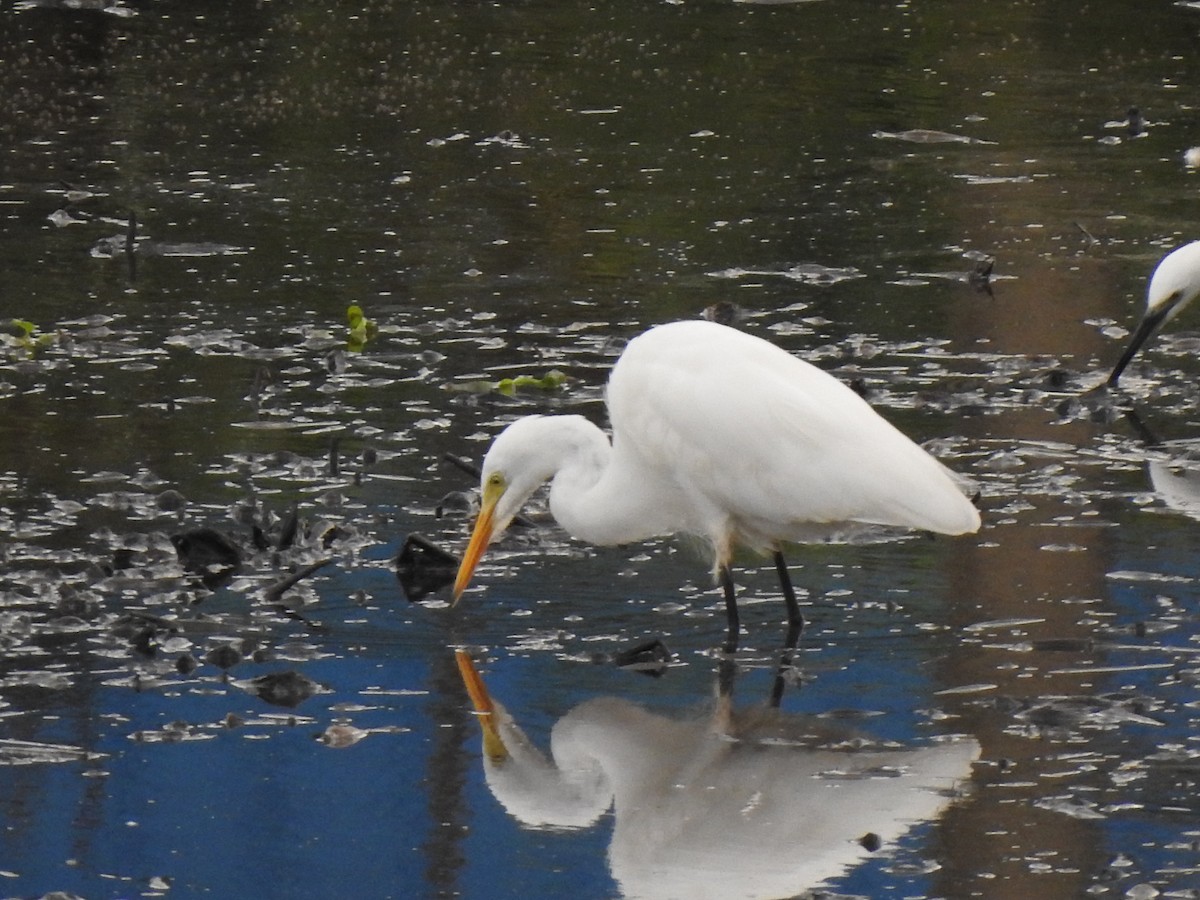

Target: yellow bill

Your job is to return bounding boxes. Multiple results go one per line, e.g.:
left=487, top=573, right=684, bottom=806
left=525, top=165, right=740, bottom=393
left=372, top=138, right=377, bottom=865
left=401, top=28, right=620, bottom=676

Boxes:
left=451, top=473, right=505, bottom=604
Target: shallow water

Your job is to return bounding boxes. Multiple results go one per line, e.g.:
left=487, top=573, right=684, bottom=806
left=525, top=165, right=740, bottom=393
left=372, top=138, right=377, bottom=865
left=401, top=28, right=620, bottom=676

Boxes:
left=4, top=1, right=1200, bottom=898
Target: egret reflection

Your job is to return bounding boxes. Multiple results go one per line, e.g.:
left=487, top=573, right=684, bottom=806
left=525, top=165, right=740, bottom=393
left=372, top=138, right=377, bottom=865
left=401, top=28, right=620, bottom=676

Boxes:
left=1124, top=410, right=1200, bottom=518
left=1148, top=455, right=1200, bottom=516
left=456, top=651, right=977, bottom=900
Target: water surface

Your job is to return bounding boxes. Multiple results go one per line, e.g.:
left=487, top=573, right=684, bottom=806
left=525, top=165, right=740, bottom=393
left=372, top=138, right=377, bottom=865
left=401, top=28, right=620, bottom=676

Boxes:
left=4, top=1, right=1200, bottom=898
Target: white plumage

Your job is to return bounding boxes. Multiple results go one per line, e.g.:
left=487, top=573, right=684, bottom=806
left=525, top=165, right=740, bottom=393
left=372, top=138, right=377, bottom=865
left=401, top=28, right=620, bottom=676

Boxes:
left=454, top=319, right=979, bottom=647
left=1110, top=240, right=1200, bottom=385
left=456, top=649, right=978, bottom=900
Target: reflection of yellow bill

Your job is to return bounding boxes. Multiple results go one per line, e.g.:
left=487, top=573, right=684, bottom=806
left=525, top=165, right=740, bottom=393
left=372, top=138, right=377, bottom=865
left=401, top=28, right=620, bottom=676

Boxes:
left=454, top=649, right=508, bottom=762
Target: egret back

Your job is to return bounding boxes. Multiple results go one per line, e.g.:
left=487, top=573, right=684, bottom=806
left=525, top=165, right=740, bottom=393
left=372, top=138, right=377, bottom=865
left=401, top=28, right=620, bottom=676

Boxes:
left=606, top=321, right=979, bottom=554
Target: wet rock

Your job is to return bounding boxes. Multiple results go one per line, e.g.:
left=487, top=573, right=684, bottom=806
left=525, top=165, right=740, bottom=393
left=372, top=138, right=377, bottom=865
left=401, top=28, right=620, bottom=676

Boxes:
left=395, top=533, right=458, bottom=602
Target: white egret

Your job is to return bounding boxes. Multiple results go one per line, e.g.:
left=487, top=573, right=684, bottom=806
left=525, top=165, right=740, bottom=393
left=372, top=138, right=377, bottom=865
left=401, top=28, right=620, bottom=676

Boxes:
left=1109, top=241, right=1200, bottom=385
left=453, top=319, right=980, bottom=649
left=455, top=650, right=978, bottom=900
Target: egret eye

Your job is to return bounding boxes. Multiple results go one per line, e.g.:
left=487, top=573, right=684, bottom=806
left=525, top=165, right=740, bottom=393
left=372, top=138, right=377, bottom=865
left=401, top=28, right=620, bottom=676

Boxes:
left=486, top=472, right=504, bottom=489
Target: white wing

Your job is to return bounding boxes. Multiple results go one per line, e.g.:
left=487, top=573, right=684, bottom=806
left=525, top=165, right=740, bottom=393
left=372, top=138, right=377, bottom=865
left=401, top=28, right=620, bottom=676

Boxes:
left=606, top=320, right=979, bottom=553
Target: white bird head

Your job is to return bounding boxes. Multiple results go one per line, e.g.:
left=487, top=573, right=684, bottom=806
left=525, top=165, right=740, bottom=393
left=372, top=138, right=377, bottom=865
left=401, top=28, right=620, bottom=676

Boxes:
left=453, top=415, right=601, bottom=603
left=1110, top=240, right=1200, bottom=385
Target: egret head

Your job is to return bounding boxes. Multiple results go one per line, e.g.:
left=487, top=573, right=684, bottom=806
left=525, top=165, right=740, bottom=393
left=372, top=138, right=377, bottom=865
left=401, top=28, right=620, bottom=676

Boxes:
left=452, top=416, right=563, bottom=603
left=1110, top=240, right=1200, bottom=385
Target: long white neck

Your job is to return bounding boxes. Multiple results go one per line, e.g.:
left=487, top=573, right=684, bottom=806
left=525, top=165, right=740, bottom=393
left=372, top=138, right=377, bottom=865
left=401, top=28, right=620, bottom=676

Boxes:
left=482, top=700, right=612, bottom=829
left=549, top=418, right=678, bottom=545
left=495, top=416, right=680, bottom=546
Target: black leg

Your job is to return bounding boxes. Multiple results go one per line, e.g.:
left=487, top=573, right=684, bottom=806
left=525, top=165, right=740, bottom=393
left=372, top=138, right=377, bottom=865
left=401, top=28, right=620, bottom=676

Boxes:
left=769, top=666, right=787, bottom=708
left=717, top=655, right=737, bottom=701
left=719, top=564, right=740, bottom=653
left=774, top=550, right=804, bottom=648
left=771, top=550, right=804, bottom=708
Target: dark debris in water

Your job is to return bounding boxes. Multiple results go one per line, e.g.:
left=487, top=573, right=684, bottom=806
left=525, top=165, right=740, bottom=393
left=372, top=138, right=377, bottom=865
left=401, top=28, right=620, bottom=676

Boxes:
left=872, top=128, right=997, bottom=145
left=316, top=722, right=410, bottom=748
left=395, top=533, right=458, bottom=602
left=128, top=710, right=327, bottom=744
left=89, top=213, right=246, bottom=261
left=171, top=527, right=243, bottom=587
left=996, top=692, right=1166, bottom=738
left=701, top=300, right=744, bottom=327
left=707, top=262, right=866, bottom=286
left=232, top=670, right=331, bottom=708
left=15, top=0, right=135, bottom=14
left=8, top=256, right=1200, bottom=900
left=204, top=643, right=244, bottom=673
left=610, top=639, right=674, bottom=677
left=0, top=437, right=369, bottom=753
left=0, top=739, right=107, bottom=767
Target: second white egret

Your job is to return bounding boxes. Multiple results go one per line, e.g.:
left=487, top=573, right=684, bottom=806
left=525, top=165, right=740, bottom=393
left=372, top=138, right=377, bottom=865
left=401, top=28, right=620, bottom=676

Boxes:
left=452, top=319, right=980, bottom=650
left=1109, top=241, right=1200, bottom=385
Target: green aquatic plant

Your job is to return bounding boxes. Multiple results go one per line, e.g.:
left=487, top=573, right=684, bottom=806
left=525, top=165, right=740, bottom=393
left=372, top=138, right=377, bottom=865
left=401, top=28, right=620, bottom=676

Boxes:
left=450, top=369, right=569, bottom=396
left=3, top=318, right=55, bottom=356
left=346, top=304, right=378, bottom=350
left=495, top=370, right=568, bottom=395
